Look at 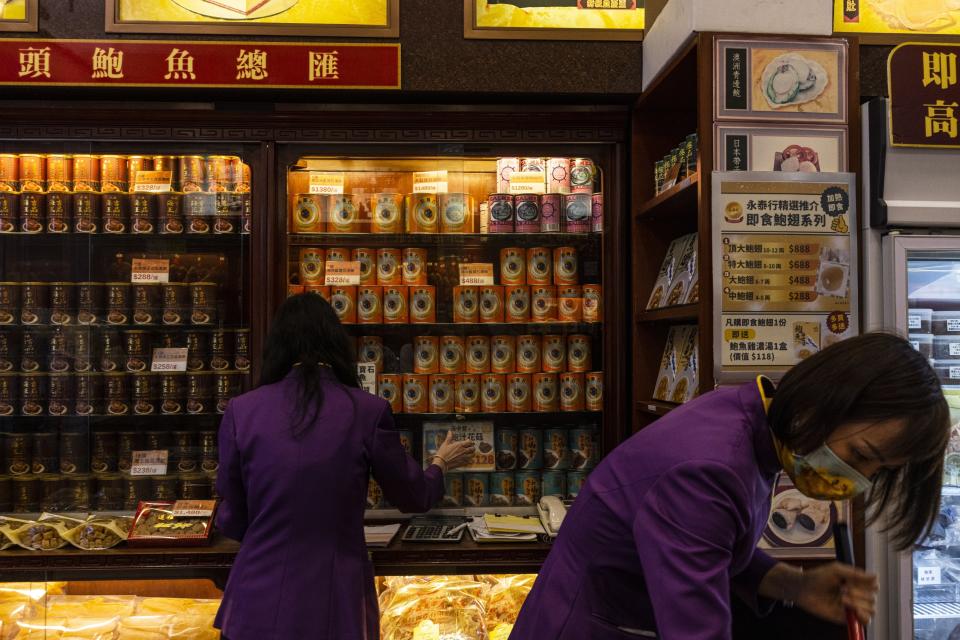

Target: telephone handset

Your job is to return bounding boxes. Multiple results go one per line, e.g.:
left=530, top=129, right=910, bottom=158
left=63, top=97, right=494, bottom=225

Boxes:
left=537, top=496, right=568, bottom=537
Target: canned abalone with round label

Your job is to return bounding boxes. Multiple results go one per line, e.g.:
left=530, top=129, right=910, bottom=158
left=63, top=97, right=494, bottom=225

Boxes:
left=0, top=372, right=16, bottom=416
left=515, top=471, right=542, bottom=506
left=591, top=193, right=604, bottom=233
left=234, top=329, right=251, bottom=372
left=216, top=371, right=242, bottom=414
left=210, top=329, right=232, bottom=371
left=570, top=158, right=596, bottom=194
left=132, top=372, right=157, bottom=415
left=370, top=193, right=404, bottom=234
left=19, top=154, right=44, bottom=192
left=516, top=335, right=542, bottom=374
left=47, top=282, right=75, bottom=326
left=123, top=329, right=150, bottom=373
left=563, top=194, right=592, bottom=233
left=104, top=372, right=129, bottom=416
left=158, top=192, right=184, bottom=234
left=348, top=248, right=375, bottom=286
left=533, top=373, right=559, bottom=413
left=106, top=282, right=131, bottom=325
left=414, top=336, right=439, bottom=375
left=376, top=248, right=402, bottom=286
left=478, top=286, right=504, bottom=323
left=99, top=155, right=128, bottom=192
left=455, top=374, right=481, bottom=413
left=544, top=428, right=570, bottom=470
left=328, top=194, right=362, bottom=233
left=72, top=154, right=100, bottom=192
left=567, top=335, right=593, bottom=372
left=90, top=430, right=118, bottom=474
left=161, top=282, right=188, bottom=326
left=402, top=374, right=428, bottom=414
left=507, top=373, right=532, bottom=413
left=73, top=192, right=100, bottom=233
left=31, top=431, right=57, bottom=475
left=292, top=194, right=324, bottom=234
left=0, top=154, right=18, bottom=192
left=329, top=286, right=357, bottom=324
left=402, top=248, right=428, bottom=286
left=532, top=285, right=557, bottom=323
left=189, top=282, right=217, bottom=326
left=505, top=286, right=530, bottom=323
left=46, top=192, right=72, bottom=233
left=98, top=329, right=123, bottom=372
left=0, top=193, right=17, bottom=232
left=46, top=154, right=72, bottom=192
left=547, top=158, right=571, bottom=193
left=554, top=247, right=579, bottom=286
left=382, top=286, right=407, bottom=324
left=153, top=155, right=179, bottom=187
left=558, top=286, right=583, bottom=322
left=465, top=336, right=490, bottom=374
left=585, top=372, right=604, bottom=412
left=180, top=155, right=205, bottom=193
left=439, top=193, right=475, bottom=234
left=127, top=155, right=153, bottom=181
left=205, top=155, right=234, bottom=192
left=358, top=336, right=383, bottom=370
left=488, top=335, right=514, bottom=375
left=47, top=373, right=72, bottom=416
left=214, top=192, right=241, bottom=233
left=19, top=372, right=44, bottom=416
left=488, top=194, right=514, bottom=233
left=405, top=193, right=439, bottom=234
left=0, top=283, right=17, bottom=325
left=74, top=282, right=101, bottom=326
left=47, top=328, right=71, bottom=373
left=481, top=373, right=506, bottom=413
left=377, top=374, right=402, bottom=413
left=20, top=282, right=46, bottom=325
left=409, top=285, right=436, bottom=324
left=186, top=371, right=213, bottom=414
left=500, top=247, right=526, bottom=286
left=542, top=470, right=568, bottom=499
left=526, top=246, right=552, bottom=286
left=560, top=373, right=585, bottom=412
left=101, top=192, right=128, bottom=233
left=129, top=193, right=157, bottom=234
left=452, top=286, right=478, bottom=323
left=542, top=335, right=567, bottom=373
left=132, top=283, right=161, bottom=326
left=464, top=473, right=488, bottom=507
left=59, top=426, right=90, bottom=474
left=19, top=192, right=44, bottom=233
left=440, top=336, right=465, bottom=375
left=490, top=472, right=515, bottom=506
left=5, top=428, right=31, bottom=475
left=160, top=372, right=185, bottom=415
left=75, top=371, right=102, bottom=416
left=0, top=329, right=14, bottom=372
left=428, top=374, right=454, bottom=413
left=514, top=194, right=541, bottom=233
left=184, top=192, right=214, bottom=233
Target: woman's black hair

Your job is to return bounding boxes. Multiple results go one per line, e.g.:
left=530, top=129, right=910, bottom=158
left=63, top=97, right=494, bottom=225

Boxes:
left=259, top=292, right=359, bottom=436
left=769, top=332, right=951, bottom=550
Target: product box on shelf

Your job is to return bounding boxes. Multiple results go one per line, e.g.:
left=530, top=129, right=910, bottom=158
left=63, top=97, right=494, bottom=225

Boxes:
left=647, top=234, right=697, bottom=310
left=653, top=325, right=699, bottom=403
left=422, top=422, right=495, bottom=472
left=127, top=500, right=217, bottom=547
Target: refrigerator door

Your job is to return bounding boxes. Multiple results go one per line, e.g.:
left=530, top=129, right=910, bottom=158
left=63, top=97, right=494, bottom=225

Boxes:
left=881, top=234, right=960, bottom=640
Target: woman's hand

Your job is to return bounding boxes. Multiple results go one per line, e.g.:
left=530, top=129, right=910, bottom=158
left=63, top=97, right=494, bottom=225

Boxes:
left=433, top=431, right=476, bottom=473
left=797, top=562, right=879, bottom=626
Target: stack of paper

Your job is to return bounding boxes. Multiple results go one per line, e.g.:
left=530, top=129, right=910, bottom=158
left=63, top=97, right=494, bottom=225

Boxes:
left=364, top=523, right=402, bottom=548
left=468, top=517, right=539, bottom=543
left=483, top=514, right=545, bottom=535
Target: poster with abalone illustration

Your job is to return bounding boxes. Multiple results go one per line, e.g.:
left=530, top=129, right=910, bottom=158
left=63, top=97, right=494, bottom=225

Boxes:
left=835, top=0, right=960, bottom=42
left=107, top=0, right=397, bottom=37
left=714, top=124, right=848, bottom=172
left=715, top=38, right=848, bottom=124
left=758, top=475, right=850, bottom=559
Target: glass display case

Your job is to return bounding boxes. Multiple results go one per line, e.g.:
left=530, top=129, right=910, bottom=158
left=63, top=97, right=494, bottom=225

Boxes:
left=281, top=150, right=608, bottom=516
left=0, top=146, right=255, bottom=536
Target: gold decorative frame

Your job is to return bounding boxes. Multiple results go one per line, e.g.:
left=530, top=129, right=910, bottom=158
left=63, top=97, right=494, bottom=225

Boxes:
left=0, top=0, right=38, bottom=33
left=106, top=0, right=399, bottom=37
left=463, top=0, right=644, bottom=41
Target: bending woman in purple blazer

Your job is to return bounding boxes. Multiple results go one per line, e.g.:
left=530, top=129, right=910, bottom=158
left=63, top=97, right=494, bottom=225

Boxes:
left=511, top=333, right=951, bottom=639
left=214, top=293, right=475, bottom=640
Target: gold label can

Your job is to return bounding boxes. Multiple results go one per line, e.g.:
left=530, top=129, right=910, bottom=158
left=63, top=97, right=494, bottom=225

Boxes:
left=329, top=286, right=357, bottom=324
left=567, top=335, right=593, bottom=372
left=72, top=155, right=100, bottom=191
left=516, top=335, right=542, bottom=374
left=532, top=285, right=557, bottom=322
left=328, top=195, right=361, bottom=232
left=377, top=374, right=402, bottom=413
left=46, top=154, right=72, bottom=192
left=533, top=373, right=559, bottom=413
left=439, top=193, right=475, bottom=233
left=180, top=155, right=205, bottom=192
left=560, top=373, right=585, bottom=412
left=409, top=285, right=436, bottom=324
left=455, top=374, right=481, bottom=413
left=479, top=286, right=504, bottom=323
left=402, top=374, right=428, bottom=414
left=299, top=247, right=325, bottom=285
left=376, top=248, right=402, bottom=286
left=440, top=336, right=465, bottom=374
left=428, top=374, right=455, bottom=413
left=358, top=336, right=383, bottom=370
left=481, top=373, right=506, bottom=412
left=352, top=248, right=376, bottom=286
left=127, top=155, right=154, bottom=181
left=554, top=247, right=579, bottom=285
left=453, top=286, right=479, bottom=323
left=405, top=193, right=439, bottom=234
left=585, top=371, right=604, bottom=412
left=292, top=194, right=324, bottom=234
left=505, top=285, right=531, bottom=323
left=357, top=286, right=383, bottom=324
left=499, top=247, right=526, bottom=286
left=0, top=154, right=19, bottom=191
left=542, top=335, right=567, bottom=373
left=583, top=284, right=603, bottom=323
left=19, top=154, right=44, bottom=192
left=402, top=248, right=428, bottom=286
left=382, top=286, right=408, bottom=324
left=205, top=155, right=234, bottom=192
left=100, top=155, right=128, bottom=192
left=490, top=335, right=515, bottom=374
left=371, top=193, right=404, bottom=234
left=527, top=247, right=553, bottom=285
left=506, top=373, right=532, bottom=413
left=465, top=336, right=490, bottom=374
left=414, top=336, right=440, bottom=374
left=558, top=285, right=583, bottom=323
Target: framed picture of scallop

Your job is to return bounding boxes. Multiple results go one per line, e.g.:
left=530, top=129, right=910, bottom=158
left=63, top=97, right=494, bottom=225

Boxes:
left=714, top=38, right=849, bottom=124
left=757, top=476, right=853, bottom=559
left=714, top=125, right=848, bottom=173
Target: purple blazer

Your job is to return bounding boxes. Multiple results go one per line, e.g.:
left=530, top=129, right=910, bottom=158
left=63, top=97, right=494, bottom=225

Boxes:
left=214, top=370, right=443, bottom=640
left=510, top=381, right=780, bottom=640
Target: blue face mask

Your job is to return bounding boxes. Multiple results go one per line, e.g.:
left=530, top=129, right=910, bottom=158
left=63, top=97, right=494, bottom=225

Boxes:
left=775, top=440, right=873, bottom=501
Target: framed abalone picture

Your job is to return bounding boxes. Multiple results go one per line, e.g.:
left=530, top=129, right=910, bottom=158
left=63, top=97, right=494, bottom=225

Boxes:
left=714, top=124, right=848, bottom=173
left=714, top=38, right=849, bottom=124
left=757, top=475, right=852, bottom=559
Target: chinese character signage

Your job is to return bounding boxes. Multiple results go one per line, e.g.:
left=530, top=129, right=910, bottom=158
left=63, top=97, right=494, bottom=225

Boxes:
left=0, top=0, right=36, bottom=32
left=465, top=0, right=643, bottom=41
left=712, top=172, right=858, bottom=383
left=715, top=124, right=848, bottom=172
left=0, top=39, right=400, bottom=90
left=715, top=38, right=848, bottom=124
left=889, top=43, right=960, bottom=149
left=423, top=422, right=495, bottom=472
left=834, top=0, right=960, bottom=42
left=108, top=0, right=398, bottom=37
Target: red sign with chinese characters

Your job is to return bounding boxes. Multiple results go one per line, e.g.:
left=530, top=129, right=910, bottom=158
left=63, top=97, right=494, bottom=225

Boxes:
left=0, top=39, right=400, bottom=90
left=889, top=43, right=960, bottom=148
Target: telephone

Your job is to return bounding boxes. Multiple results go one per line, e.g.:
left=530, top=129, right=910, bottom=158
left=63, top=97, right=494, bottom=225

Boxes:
left=537, top=496, right=568, bottom=537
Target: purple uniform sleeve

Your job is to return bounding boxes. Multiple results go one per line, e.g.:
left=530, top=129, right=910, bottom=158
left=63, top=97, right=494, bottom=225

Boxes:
left=731, top=549, right=778, bottom=614
left=216, top=402, right=249, bottom=542
left=370, top=404, right=444, bottom=513
left=632, top=461, right=755, bottom=640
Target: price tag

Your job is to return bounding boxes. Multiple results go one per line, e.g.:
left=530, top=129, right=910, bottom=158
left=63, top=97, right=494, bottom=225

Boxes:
left=508, top=171, right=547, bottom=195
left=151, top=347, right=188, bottom=372
left=133, top=170, right=173, bottom=193
left=917, top=566, right=941, bottom=585
left=459, top=263, right=495, bottom=286
left=131, top=258, right=170, bottom=283
left=358, top=363, right=377, bottom=395
left=309, top=172, right=345, bottom=195
left=413, top=170, right=448, bottom=194
left=131, top=450, right=168, bottom=476
left=172, top=500, right=216, bottom=518
left=325, top=261, right=361, bottom=286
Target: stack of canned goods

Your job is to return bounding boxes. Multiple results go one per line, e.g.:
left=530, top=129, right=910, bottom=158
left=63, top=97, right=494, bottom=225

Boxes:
left=0, top=427, right=219, bottom=512
left=654, top=133, right=699, bottom=195
left=0, top=153, right=251, bottom=235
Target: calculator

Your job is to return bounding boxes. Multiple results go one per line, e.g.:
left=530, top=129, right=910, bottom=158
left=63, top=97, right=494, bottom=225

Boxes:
left=401, top=516, right=468, bottom=543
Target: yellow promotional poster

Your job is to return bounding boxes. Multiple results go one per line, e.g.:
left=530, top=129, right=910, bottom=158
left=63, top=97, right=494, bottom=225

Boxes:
left=834, top=0, right=960, bottom=40
left=109, top=0, right=397, bottom=36
left=0, top=0, right=36, bottom=32
left=467, top=0, right=644, bottom=40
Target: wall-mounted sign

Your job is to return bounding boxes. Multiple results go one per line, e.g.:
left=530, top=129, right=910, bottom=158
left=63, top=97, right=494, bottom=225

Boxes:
left=712, top=172, right=858, bottom=384
left=888, top=43, right=960, bottom=149
left=715, top=38, right=848, bottom=124
left=834, top=0, right=960, bottom=42
left=107, top=0, right=398, bottom=37
left=0, top=0, right=36, bottom=33
left=0, top=39, right=400, bottom=90
left=757, top=475, right=852, bottom=560
left=464, top=0, right=644, bottom=41
left=714, top=124, right=848, bottom=172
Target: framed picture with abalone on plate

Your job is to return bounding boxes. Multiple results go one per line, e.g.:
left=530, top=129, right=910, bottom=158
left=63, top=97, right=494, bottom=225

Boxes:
left=757, top=475, right=852, bottom=559
left=106, top=0, right=399, bottom=37
left=0, top=0, right=37, bottom=32
left=464, top=0, right=645, bottom=41
left=714, top=38, right=849, bottom=124
left=714, top=124, right=848, bottom=173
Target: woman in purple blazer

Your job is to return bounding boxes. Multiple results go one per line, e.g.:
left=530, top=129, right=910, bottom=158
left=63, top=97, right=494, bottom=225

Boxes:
left=214, top=293, right=475, bottom=640
left=511, top=333, right=951, bottom=639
